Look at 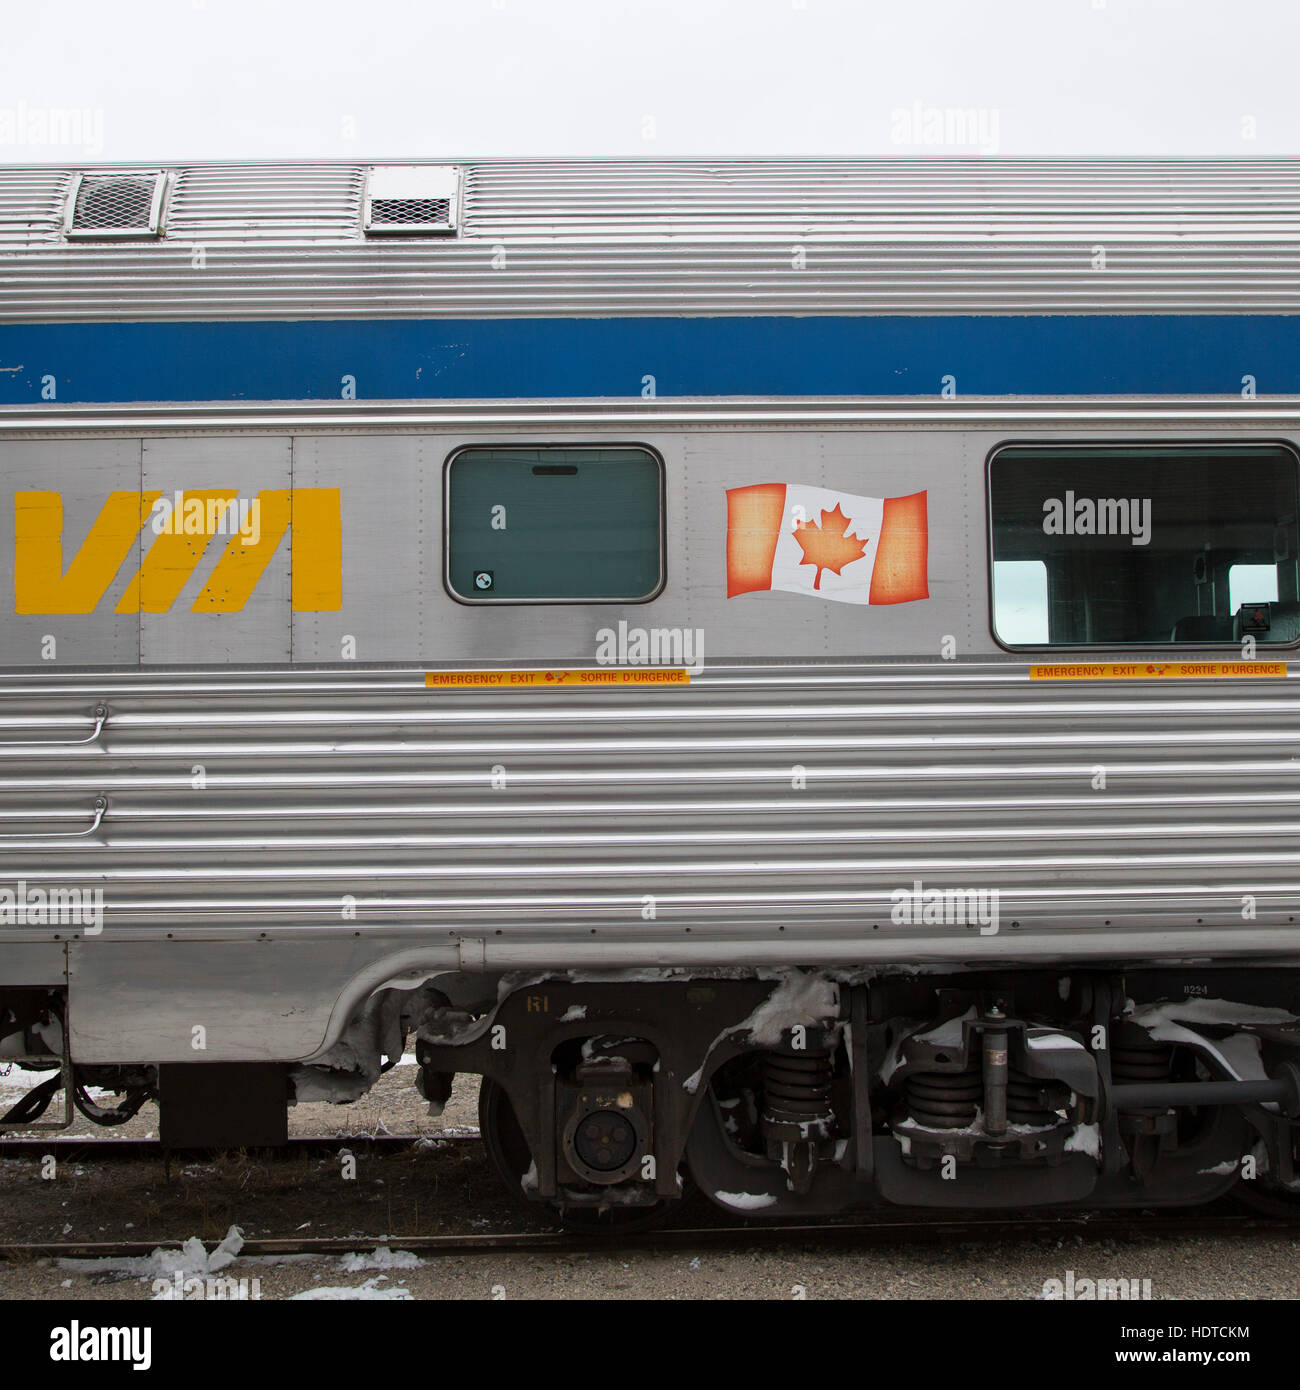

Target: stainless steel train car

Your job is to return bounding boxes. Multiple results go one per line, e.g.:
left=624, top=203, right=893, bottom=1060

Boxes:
left=4, top=158, right=1300, bottom=1225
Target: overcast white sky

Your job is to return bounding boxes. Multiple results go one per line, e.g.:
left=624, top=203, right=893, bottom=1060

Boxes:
left=3, top=0, right=1299, bottom=161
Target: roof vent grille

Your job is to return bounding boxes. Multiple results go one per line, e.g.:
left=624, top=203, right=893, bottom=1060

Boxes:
left=364, top=165, right=459, bottom=235
left=66, top=172, right=165, bottom=238
left=370, top=195, right=452, bottom=228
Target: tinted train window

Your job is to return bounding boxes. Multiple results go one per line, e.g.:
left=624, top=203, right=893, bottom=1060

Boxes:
left=989, top=444, right=1300, bottom=647
left=445, top=446, right=664, bottom=602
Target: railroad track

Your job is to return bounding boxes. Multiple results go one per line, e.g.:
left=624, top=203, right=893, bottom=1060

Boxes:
left=4, top=1132, right=1298, bottom=1260
left=2, top=1210, right=1297, bottom=1263
left=0, top=1132, right=481, bottom=1161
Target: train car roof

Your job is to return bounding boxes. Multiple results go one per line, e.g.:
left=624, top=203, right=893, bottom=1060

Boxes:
left=4, top=158, right=1300, bottom=320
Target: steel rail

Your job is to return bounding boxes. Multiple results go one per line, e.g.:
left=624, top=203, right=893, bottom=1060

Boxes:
left=0, top=1133, right=480, bottom=1161
left=3, top=1210, right=1297, bottom=1262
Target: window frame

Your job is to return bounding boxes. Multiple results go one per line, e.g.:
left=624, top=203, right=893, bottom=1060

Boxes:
left=985, top=438, right=1300, bottom=653
left=442, top=441, right=668, bottom=606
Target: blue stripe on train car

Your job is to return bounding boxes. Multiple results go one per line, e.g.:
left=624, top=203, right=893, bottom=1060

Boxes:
left=0, top=314, right=1297, bottom=403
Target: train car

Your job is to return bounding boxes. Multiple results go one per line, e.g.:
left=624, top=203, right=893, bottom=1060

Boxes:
left=3, top=158, right=1300, bottom=1227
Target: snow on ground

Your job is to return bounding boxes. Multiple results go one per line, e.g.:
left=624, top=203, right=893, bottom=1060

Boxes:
left=53, top=1231, right=431, bottom=1300
left=57, top=1225, right=245, bottom=1281
left=0, top=1062, right=118, bottom=1104
left=290, top=1277, right=413, bottom=1300
left=337, top=1247, right=424, bottom=1272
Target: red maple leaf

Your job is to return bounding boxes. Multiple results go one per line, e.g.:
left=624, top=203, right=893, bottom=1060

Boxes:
left=793, top=504, right=869, bottom=590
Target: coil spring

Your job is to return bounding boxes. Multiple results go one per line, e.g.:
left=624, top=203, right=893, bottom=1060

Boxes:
left=760, top=1051, right=834, bottom=1120
left=1007, top=1071, right=1059, bottom=1127
left=905, top=1065, right=981, bottom=1128
left=1111, top=1040, right=1176, bottom=1084
left=905, top=1065, right=1061, bottom=1128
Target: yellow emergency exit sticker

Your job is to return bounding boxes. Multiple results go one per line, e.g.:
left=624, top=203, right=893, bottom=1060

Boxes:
left=1030, top=662, right=1287, bottom=681
left=426, top=668, right=691, bottom=689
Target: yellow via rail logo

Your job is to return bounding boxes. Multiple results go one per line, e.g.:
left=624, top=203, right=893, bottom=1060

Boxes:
left=14, top=488, right=342, bottom=614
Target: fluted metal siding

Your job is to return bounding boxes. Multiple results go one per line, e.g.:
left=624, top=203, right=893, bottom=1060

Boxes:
left=462, top=159, right=1300, bottom=234
left=164, top=164, right=364, bottom=241
left=4, top=664, right=1299, bottom=947
left=6, top=159, right=1300, bottom=318
left=0, top=168, right=71, bottom=245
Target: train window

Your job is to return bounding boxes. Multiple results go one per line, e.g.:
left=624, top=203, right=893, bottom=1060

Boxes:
left=444, top=446, right=664, bottom=603
left=1229, top=563, right=1279, bottom=614
left=993, top=560, right=1049, bottom=644
left=988, top=443, right=1300, bottom=647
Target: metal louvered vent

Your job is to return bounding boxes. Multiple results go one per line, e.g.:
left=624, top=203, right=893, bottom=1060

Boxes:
left=364, top=165, right=458, bottom=235
left=370, top=195, right=451, bottom=226
left=66, top=171, right=165, bottom=238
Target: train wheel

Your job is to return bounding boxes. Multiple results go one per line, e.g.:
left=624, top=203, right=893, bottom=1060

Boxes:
left=477, top=1077, right=681, bottom=1234
left=1230, top=1177, right=1300, bottom=1217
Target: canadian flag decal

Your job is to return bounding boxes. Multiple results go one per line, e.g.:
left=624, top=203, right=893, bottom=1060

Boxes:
left=726, top=484, right=929, bottom=605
